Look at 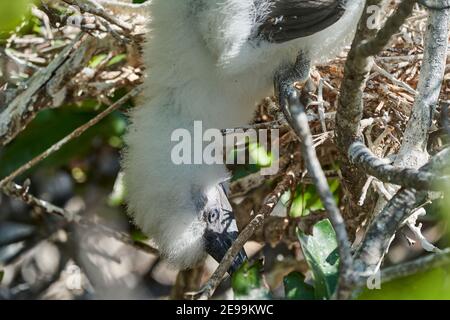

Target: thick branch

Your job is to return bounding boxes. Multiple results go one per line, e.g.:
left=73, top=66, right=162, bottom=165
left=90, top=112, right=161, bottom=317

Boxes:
left=0, top=34, right=126, bottom=146
left=418, top=0, right=450, bottom=10
left=356, top=0, right=417, bottom=57
left=354, top=188, right=427, bottom=274
left=380, top=248, right=450, bottom=283
left=371, top=4, right=450, bottom=222
left=395, top=7, right=450, bottom=169
left=354, top=147, right=450, bottom=276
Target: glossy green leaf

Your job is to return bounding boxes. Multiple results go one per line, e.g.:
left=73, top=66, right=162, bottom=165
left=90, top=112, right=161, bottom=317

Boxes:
left=284, top=272, right=315, bottom=300
left=287, top=179, right=341, bottom=218
left=298, top=219, right=339, bottom=299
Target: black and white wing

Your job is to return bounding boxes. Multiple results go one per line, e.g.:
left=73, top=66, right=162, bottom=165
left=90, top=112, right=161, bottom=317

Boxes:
left=255, top=0, right=346, bottom=43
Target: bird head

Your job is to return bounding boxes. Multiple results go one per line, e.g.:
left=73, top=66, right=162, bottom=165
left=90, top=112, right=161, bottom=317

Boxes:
left=197, top=183, right=247, bottom=274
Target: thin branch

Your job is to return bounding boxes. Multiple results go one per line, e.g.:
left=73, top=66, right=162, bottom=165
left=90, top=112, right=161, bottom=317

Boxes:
left=380, top=248, right=450, bottom=283
left=2, top=181, right=159, bottom=256
left=0, top=87, right=142, bottom=188
left=281, top=86, right=354, bottom=299
left=354, top=147, right=450, bottom=277
left=62, top=0, right=133, bottom=33
left=193, top=168, right=298, bottom=300
left=0, top=33, right=129, bottom=146
left=348, top=141, right=449, bottom=190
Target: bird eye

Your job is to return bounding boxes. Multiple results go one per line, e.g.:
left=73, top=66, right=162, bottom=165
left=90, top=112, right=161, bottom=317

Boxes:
left=208, top=210, right=219, bottom=223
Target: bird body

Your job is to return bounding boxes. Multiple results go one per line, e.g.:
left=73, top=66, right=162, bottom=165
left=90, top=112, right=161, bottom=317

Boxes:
left=123, top=0, right=365, bottom=270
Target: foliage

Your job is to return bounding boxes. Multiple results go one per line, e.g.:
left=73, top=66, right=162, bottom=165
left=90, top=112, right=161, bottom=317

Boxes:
left=232, top=260, right=271, bottom=299
left=0, top=0, right=33, bottom=37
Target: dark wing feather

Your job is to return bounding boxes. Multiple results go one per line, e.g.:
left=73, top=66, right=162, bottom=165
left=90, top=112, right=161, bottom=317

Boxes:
left=255, top=0, right=346, bottom=43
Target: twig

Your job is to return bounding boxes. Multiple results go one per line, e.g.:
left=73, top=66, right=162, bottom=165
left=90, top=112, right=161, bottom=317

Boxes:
left=0, top=87, right=142, bottom=188
left=354, top=188, right=427, bottom=275
left=380, top=248, right=450, bottom=283
left=62, top=0, right=133, bottom=33
left=3, top=181, right=70, bottom=219
left=194, top=168, right=298, bottom=300
left=281, top=86, right=354, bottom=299
left=372, top=63, right=417, bottom=95
left=354, top=147, right=450, bottom=277
left=2, top=181, right=159, bottom=256
left=358, top=176, right=375, bottom=206
left=348, top=141, right=449, bottom=190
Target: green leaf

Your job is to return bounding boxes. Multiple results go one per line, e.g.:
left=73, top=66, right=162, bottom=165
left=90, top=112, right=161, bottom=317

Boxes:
left=89, top=54, right=108, bottom=68
left=107, top=54, right=127, bottom=67
left=284, top=272, right=315, bottom=300
left=298, top=219, right=339, bottom=299
left=286, top=179, right=341, bottom=218
left=231, top=260, right=270, bottom=299
left=0, top=270, right=4, bottom=284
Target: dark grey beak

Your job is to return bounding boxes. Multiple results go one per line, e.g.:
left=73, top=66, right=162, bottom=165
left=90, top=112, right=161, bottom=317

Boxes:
left=201, top=183, right=247, bottom=275
left=204, top=227, right=247, bottom=274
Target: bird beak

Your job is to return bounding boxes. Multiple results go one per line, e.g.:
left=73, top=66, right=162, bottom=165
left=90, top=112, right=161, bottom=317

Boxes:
left=201, top=183, right=247, bottom=274
left=204, top=227, right=247, bottom=274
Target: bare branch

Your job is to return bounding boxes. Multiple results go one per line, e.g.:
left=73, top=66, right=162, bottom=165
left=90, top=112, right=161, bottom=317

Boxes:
left=281, top=86, right=354, bottom=299
left=2, top=181, right=159, bottom=255
left=395, top=7, right=450, bottom=169
left=0, top=87, right=142, bottom=188
left=349, top=141, right=449, bottom=190
left=380, top=248, right=450, bottom=284
left=62, top=0, right=133, bottom=33
left=354, top=147, right=450, bottom=277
